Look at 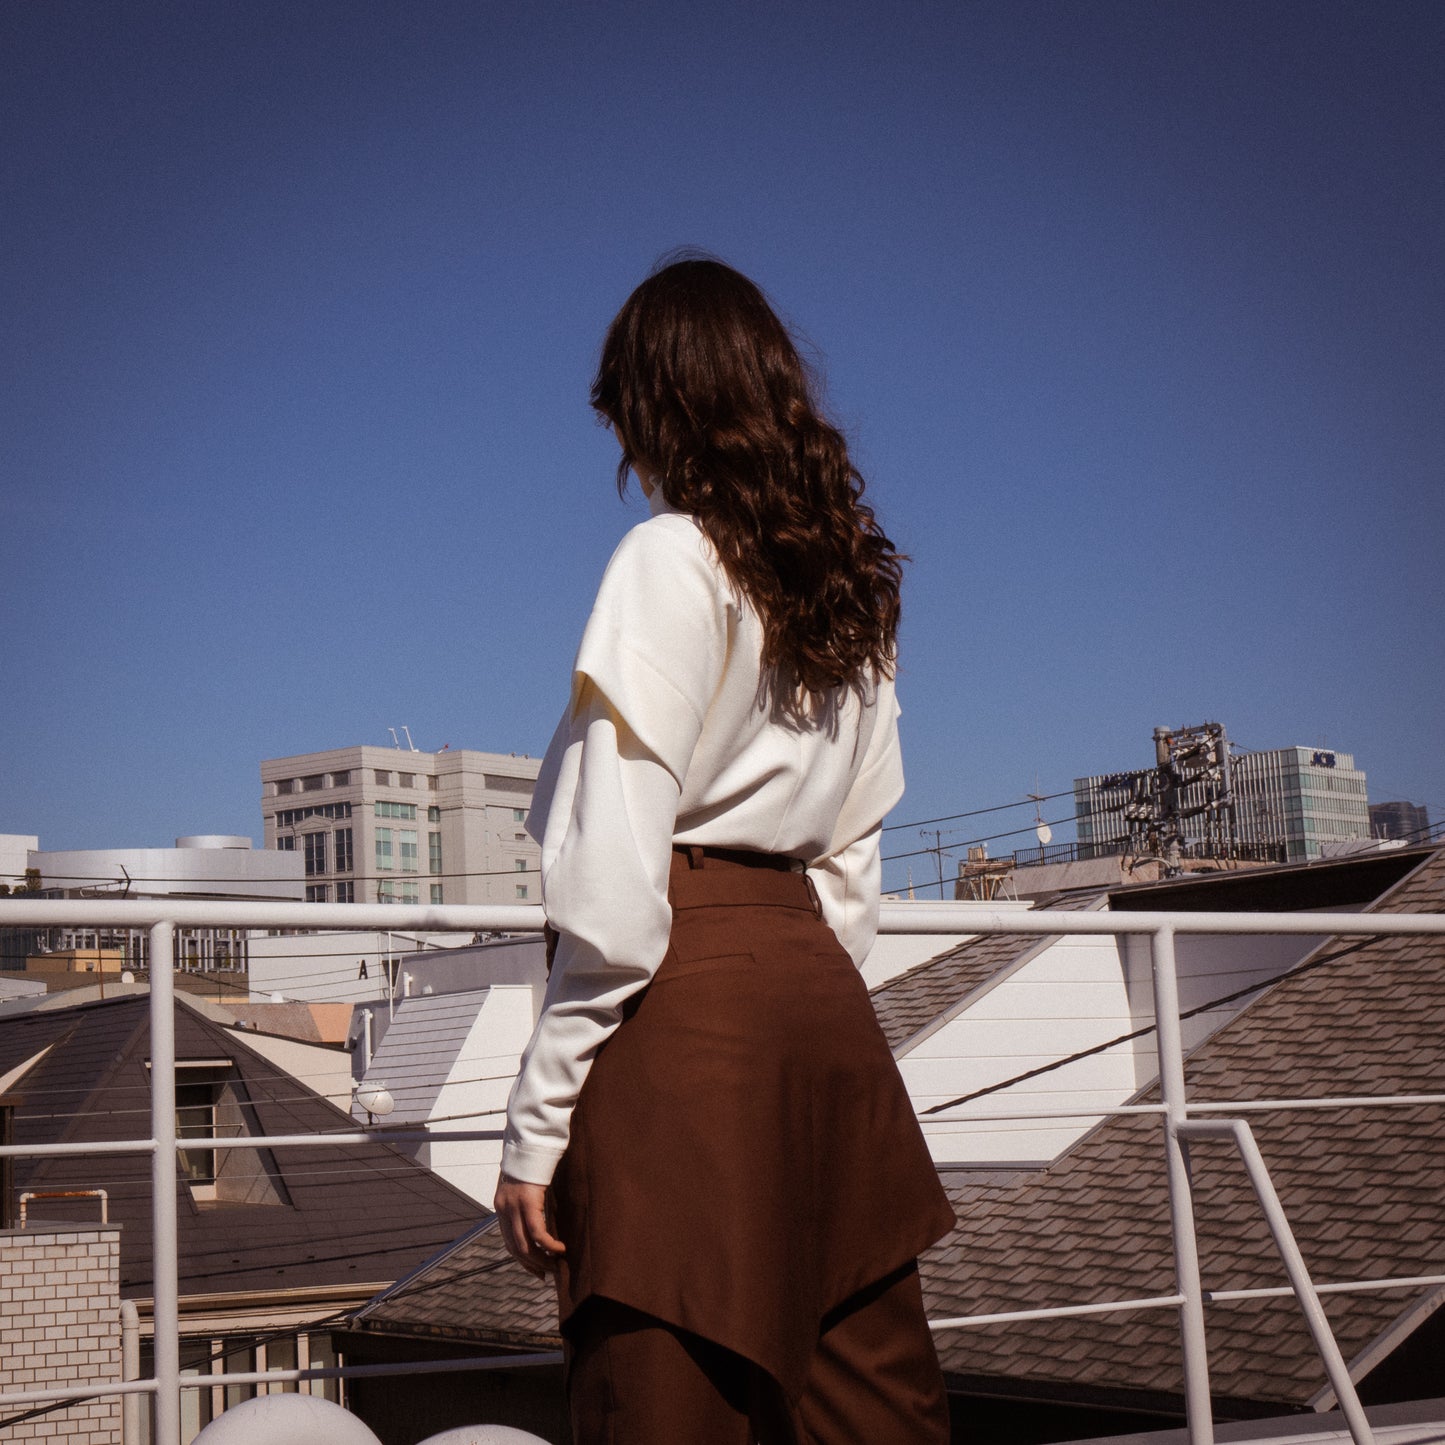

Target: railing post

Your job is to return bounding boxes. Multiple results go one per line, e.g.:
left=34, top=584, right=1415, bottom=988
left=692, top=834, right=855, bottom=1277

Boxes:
left=149, top=922, right=181, bottom=1445
left=1150, top=924, right=1214, bottom=1445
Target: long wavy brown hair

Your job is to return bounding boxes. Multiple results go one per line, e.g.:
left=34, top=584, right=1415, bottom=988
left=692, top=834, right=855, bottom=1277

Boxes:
left=591, top=255, right=904, bottom=704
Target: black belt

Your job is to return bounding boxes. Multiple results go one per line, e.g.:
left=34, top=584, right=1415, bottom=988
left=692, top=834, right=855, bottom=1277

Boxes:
left=672, top=844, right=800, bottom=872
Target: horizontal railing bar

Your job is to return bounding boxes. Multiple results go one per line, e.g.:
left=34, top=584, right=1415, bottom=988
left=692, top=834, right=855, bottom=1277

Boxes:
left=0, top=1129, right=506, bottom=1160
left=1205, top=1273, right=1445, bottom=1304
left=929, top=1292, right=1186, bottom=1329
left=0, top=900, right=545, bottom=930
left=1188, top=1094, right=1445, bottom=1114
left=175, top=1352, right=565, bottom=1388
left=880, top=908, right=1445, bottom=937
left=200, top=1130, right=503, bottom=1150
left=923, top=1102, right=1168, bottom=1123
left=0, top=1379, right=157, bottom=1407
left=4, top=899, right=1444, bottom=937
left=0, top=1139, right=158, bottom=1160
left=926, top=1269, right=1445, bottom=1335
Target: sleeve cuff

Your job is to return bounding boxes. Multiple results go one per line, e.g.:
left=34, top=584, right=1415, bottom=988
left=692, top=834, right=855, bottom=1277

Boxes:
left=500, top=1139, right=566, bottom=1188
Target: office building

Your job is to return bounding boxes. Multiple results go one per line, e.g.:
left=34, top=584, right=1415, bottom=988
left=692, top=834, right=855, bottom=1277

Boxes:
left=1369, top=799, right=1431, bottom=843
left=260, top=745, right=542, bottom=906
left=1076, top=745, right=1370, bottom=864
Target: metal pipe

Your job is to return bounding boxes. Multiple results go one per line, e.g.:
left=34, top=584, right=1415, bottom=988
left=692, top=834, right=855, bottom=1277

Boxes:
left=148, top=922, right=180, bottom=1445
left=17, top=1187, right=108, bottom=1225
left=928, top=1292, right=1186, bottom=1331
left=5, top=896, right=1445, bottom=938
left=121, top=1298, right=141, bottom=1445
left=1179, top=1119, right=1376, bottom=1445
left=1150, top=924, right=1215, bottom=1445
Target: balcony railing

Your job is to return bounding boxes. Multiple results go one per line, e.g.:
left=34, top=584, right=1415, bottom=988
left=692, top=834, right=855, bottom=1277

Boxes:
left=2, top=894, right=1444, bottom=1445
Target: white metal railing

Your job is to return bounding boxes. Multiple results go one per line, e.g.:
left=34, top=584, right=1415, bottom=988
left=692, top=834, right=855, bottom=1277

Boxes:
left=2, top=895, right=1444, bottom=1445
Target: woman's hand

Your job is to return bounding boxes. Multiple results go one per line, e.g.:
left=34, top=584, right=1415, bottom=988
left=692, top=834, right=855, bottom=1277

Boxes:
left=494, top=1175, right=566, bottom=1278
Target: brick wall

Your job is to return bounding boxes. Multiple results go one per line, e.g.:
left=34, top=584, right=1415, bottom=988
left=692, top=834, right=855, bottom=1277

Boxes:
left=0, top=1223, right=122, bottom=1443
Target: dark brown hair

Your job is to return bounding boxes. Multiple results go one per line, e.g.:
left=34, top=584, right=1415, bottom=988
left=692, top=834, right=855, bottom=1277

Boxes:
left=591, top=255, right=904, bottom=703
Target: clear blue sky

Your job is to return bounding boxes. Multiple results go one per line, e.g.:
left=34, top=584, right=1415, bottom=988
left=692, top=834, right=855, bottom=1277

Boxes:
left=4, top=0, right=1442, bottom=893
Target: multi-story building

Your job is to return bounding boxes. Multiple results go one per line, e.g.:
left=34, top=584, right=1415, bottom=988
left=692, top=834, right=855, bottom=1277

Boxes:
left=259, top=746, right=542, bottom=906
left=1369, top=799, right=1431, bottom=843
left=1076, top=744, right=1370, bottom=864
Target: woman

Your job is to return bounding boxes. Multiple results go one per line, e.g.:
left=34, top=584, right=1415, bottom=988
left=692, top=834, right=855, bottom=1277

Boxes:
left=495, top=256, right=954, bottom=1443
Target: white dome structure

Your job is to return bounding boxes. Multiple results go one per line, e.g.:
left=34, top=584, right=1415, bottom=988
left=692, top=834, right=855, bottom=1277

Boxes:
left=416, top=1428, right=552, bottom=1445
left=191, top=1395, right=382, bottom=1445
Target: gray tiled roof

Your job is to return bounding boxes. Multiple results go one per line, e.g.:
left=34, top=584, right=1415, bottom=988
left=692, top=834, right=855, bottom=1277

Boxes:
left=351, top=1217, right=561, bottom=1350
left=921, top=846, right=1445, bottom=1410
left=0, top=994, right=482, bottom=1299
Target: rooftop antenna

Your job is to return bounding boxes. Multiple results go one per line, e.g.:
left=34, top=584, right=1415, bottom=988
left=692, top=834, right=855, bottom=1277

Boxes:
left=387, top=728, right=401, bottom=749
left=400, top=725, right=418, bottom=752
left=1029, top=776, right=1053, bottom=856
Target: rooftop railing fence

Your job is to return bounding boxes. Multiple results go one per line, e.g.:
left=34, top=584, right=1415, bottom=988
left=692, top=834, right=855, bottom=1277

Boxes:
left=2, top=896, right=1444, bottom=1445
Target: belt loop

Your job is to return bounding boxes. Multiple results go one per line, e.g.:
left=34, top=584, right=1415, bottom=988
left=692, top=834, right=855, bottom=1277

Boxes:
left=687, top=845, right=705, bottom=870
left=804, top=872, right=823, bottom=917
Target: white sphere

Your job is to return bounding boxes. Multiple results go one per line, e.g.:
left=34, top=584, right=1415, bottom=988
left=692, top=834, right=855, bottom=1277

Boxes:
left=417, top=1429, right=552, bottom=1445
left=192, top=1395, right=382, bottom=1445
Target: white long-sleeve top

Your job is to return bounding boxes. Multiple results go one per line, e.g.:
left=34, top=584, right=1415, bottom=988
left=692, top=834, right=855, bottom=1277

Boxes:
left=500, top=493, right=905, bottom=1187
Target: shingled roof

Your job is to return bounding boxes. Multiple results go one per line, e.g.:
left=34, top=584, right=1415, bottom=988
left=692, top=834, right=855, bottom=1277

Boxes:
left=350, top=1217, right=560, bottom=1350
left=343, top=848, right=1445, bottom=1416
left=922, top=844, right=1445, bottom=1414
left=0, top=993, right=482, bottom=1301
left=871, top=890, right=1106, bottom=1051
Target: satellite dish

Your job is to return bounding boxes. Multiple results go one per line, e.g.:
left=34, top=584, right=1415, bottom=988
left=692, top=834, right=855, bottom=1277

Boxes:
left=1035, top=823, right=1054, bottom=846
left=355, top=1081, right=395, bottom=1117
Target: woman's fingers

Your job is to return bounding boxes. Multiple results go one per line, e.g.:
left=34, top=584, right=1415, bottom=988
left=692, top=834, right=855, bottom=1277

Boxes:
left=495, top=1177, right=565, bottom=1277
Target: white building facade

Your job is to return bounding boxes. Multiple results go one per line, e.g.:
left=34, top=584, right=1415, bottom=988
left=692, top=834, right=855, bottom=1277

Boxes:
left=260, top=745, right=542, bottom=907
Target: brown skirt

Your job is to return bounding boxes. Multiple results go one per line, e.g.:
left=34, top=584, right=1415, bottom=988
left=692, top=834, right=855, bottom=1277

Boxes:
left=550, top=846, right=955, bottom=1399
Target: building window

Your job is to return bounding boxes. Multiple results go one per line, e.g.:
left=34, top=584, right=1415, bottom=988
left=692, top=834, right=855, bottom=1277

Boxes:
left=428, top=775, right=439, bottom=792
left=329, top=770, right=351, bottom=787
left=335, top=881, right=355, bottom=903
left=428, top=832, right=442, bottom=875
left=305, top=884, right=329, bottom=903
left=398, top=772, right=414, bottom=788
left=334, top=828, right=353, bottom=873
left=374, top=770, right=391, bottom=786
left=375, top=828, right=393, bottom=870
left=513, top=808, right=526, bottom=822
left=275, top=779, right=295, bottom=796
left=430, top=884, right=443, bottom=904
left=277, top=803, right=352, bottom=827
left=515, top=884, right=529, bottom=899
left=378, top=878, right=396, bottom=903
left=401, top=880, right=419, bottom=904
left=275, top=835, right=295, bottom=852
left=176, top=1064, right=232, bottom=1192
left=374, top=801, right=417, bottom=820
left=427, top=805, right=441, bottom=822
left=300, top=774, right=325, bottom=792
left=302, top=832, right=326, bottom=877
left=514, top=858, right=527, bottom=872
left=399, top=830, right=418, bottom=872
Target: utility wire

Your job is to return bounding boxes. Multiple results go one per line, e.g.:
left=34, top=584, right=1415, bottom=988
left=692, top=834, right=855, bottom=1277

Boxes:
left=882, top=789, right=1075, bottom=833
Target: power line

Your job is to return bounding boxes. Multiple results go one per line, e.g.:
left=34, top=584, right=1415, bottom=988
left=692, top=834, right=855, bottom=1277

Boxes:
left=883, top=812, right=1081, bottom=864
left=882, top=789, right=1074, bottom=833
